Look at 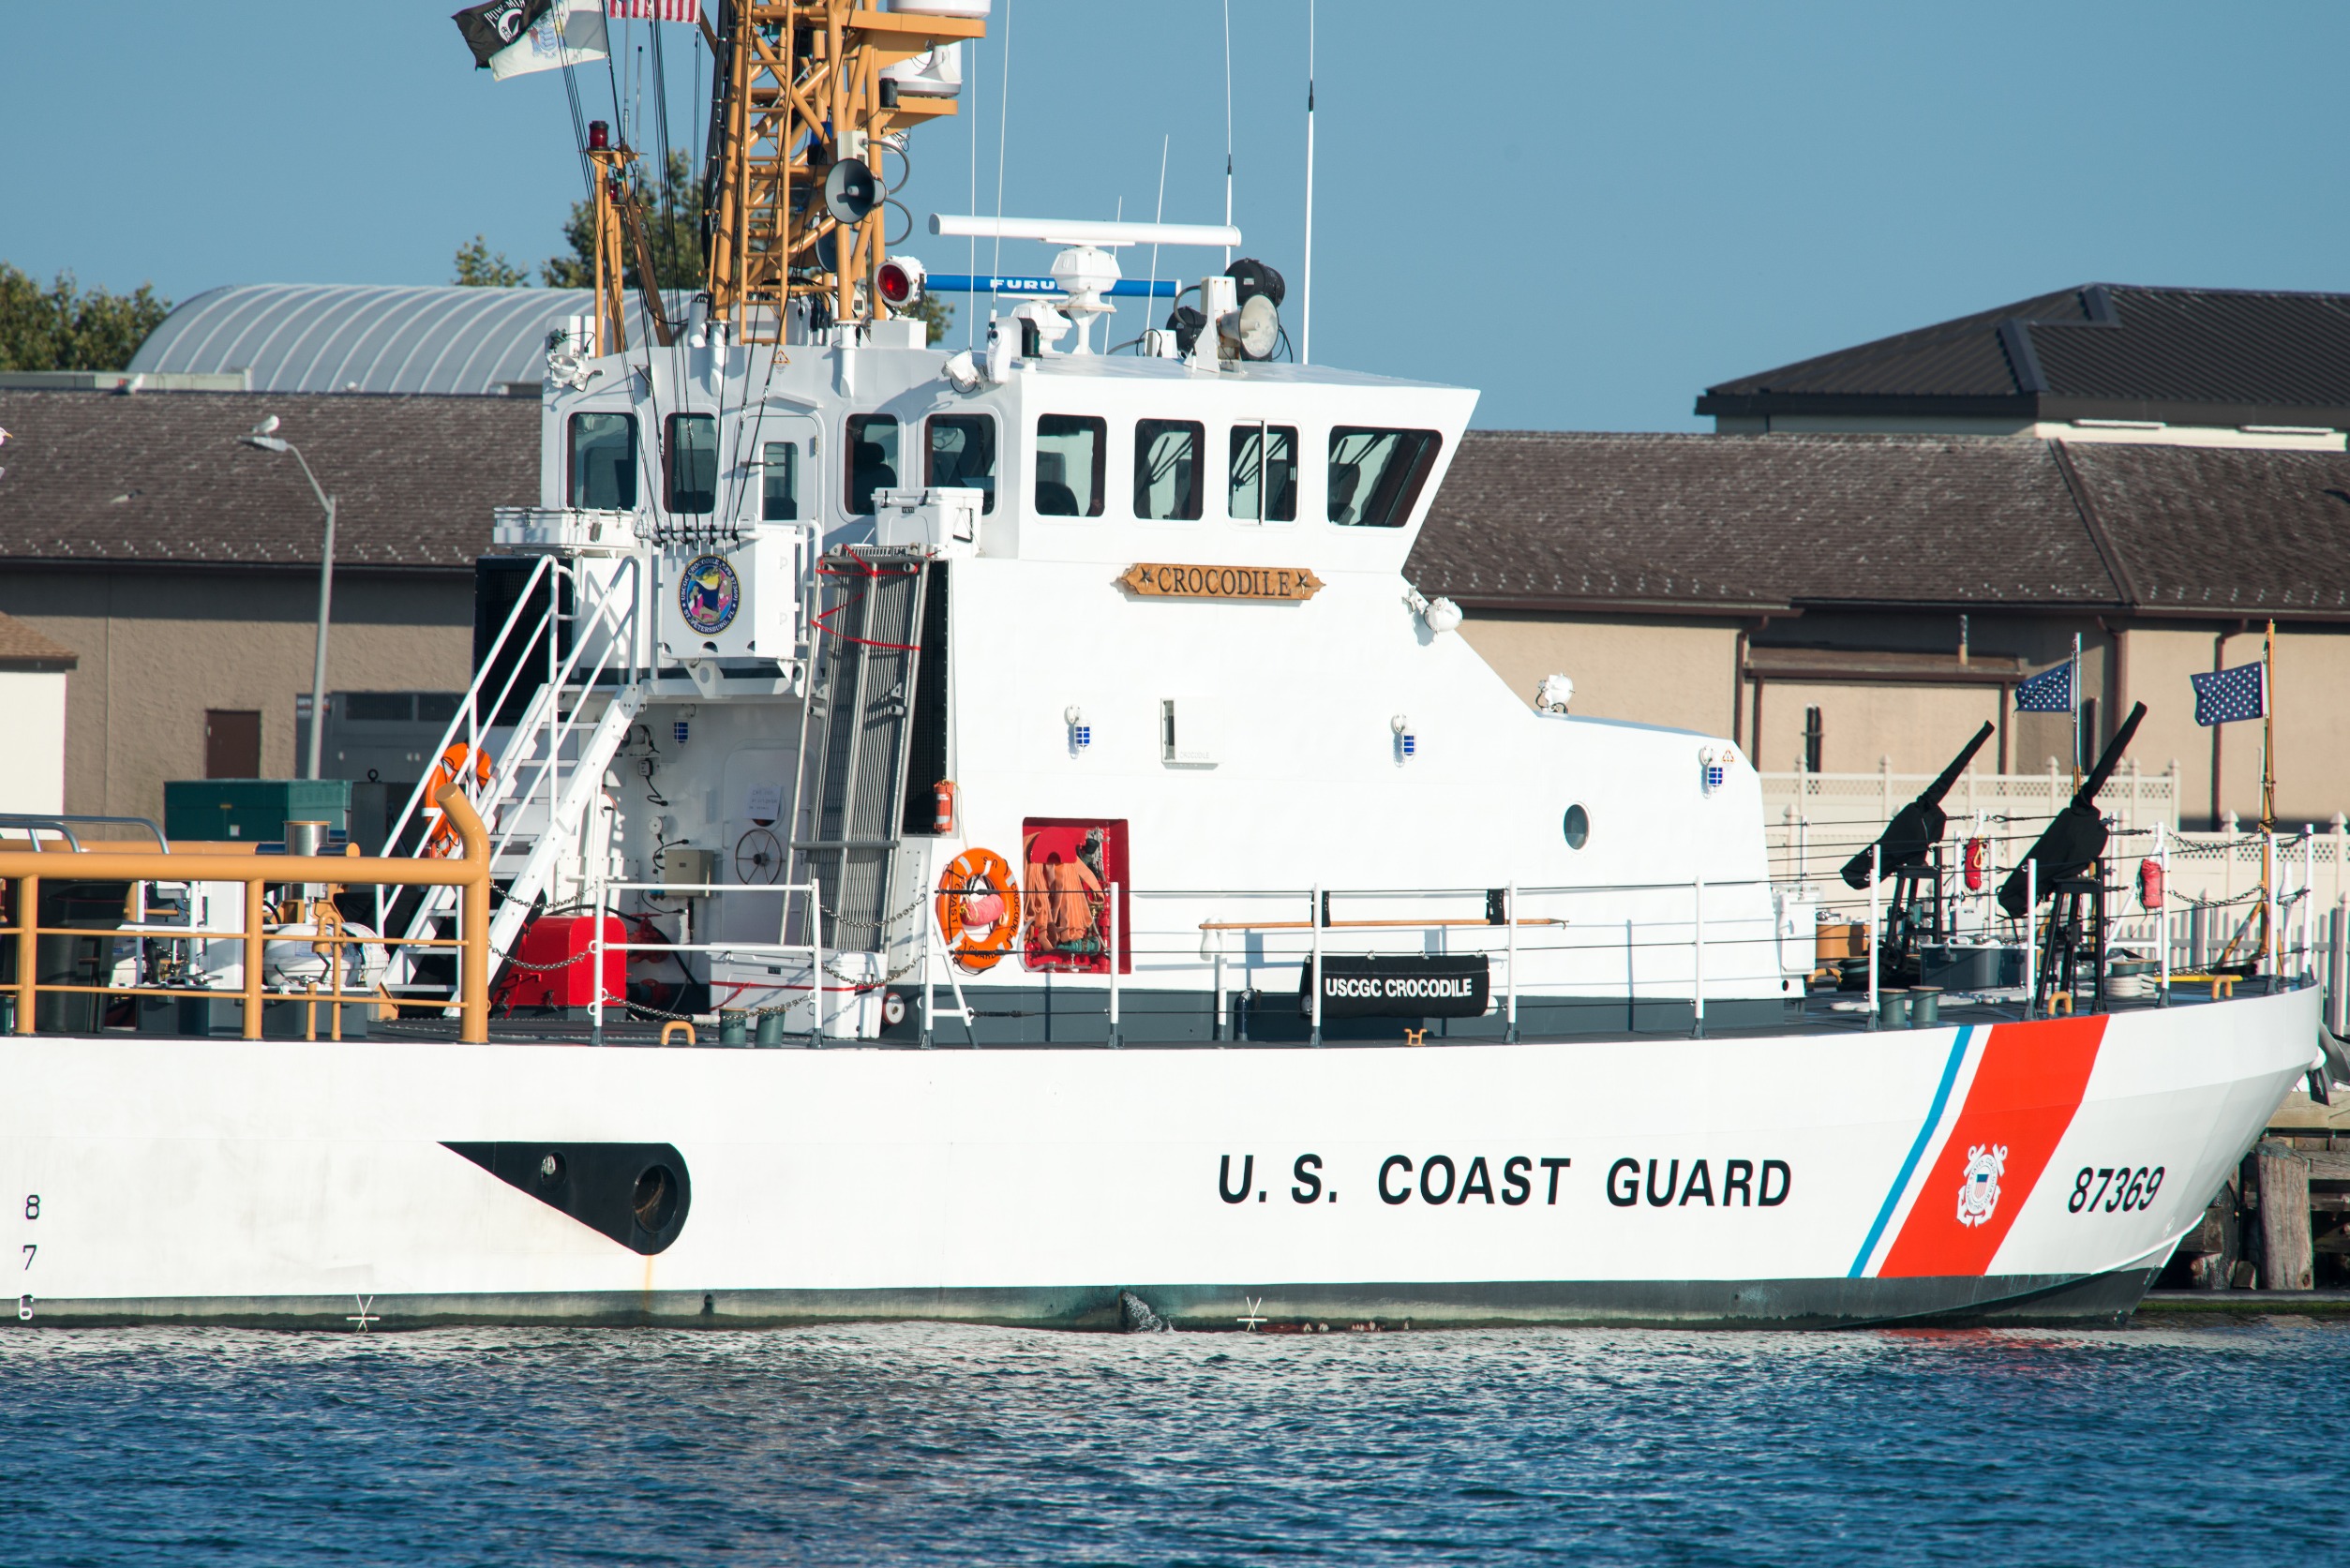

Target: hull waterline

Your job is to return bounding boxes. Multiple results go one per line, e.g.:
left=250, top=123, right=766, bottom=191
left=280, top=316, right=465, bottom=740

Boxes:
left=0, top=989, right=2315, bottom=1331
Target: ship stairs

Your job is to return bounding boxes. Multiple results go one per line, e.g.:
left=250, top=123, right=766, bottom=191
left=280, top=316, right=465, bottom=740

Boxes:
left=373, top=554, right=646, bottom=999
left=789, top=547, right=947, bottom=968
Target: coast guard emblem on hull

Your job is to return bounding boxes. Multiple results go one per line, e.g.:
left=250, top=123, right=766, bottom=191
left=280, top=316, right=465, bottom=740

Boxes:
left=1956, top=1143, right=2009, bottom=1227
left=679, top=555, right=741, bottom=635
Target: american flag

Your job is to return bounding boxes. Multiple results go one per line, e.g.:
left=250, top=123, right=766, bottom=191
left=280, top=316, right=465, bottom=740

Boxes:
left=2192, top=661, right=2267, bottom=726
left=607, top=1, right=700, bottom=21
left=2013, top=658, right=2074, bottom=713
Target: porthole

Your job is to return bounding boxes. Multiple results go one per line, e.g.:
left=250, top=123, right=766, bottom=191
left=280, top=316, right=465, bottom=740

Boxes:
left=1562, top=804, right=1590, bottom=849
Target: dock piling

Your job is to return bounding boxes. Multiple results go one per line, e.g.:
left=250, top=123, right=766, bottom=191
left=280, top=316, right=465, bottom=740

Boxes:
left=2255, top=1141, right=2315, bottom=1291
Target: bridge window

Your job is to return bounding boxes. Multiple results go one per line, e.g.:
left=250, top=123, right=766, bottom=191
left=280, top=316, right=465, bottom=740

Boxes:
left=567, top=411, right=637, bottom=509
left=926, top=414, right=996, bottom=514
left=1134, top=420, right=1204, bottom=520
left=846, top=414, right=899, bottom=514
left=1328, top=427, right=1442, bottom=528
left=1034, top=415, right=1105, bottom=516
left=760, top=441, right=798, bottom=521
left=664, top=413, right=716, bottom=515
left=1229, top=424, right=1297, bottom=523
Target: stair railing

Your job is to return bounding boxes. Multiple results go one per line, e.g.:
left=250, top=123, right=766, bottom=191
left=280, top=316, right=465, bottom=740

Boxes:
left=374, top=556, right=643, bottom=964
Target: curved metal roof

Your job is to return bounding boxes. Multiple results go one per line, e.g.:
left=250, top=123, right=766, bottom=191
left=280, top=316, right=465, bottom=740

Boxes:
left=127, top=284, right=672, bottom=396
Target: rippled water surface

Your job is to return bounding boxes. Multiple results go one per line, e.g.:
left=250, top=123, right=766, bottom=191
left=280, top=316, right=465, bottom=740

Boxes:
left=3, top=1318, right=2344, bottom=1565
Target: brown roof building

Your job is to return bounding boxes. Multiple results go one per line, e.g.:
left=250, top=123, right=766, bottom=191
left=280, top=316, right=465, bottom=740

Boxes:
left=0, top=388, right=534, bottom=829
left=1409, top=429, right=2350, bottom=827
left=1698, top=283, right=2350, bottom=447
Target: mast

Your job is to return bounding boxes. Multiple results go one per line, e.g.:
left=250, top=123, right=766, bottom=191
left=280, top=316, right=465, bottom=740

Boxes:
left=587, top=125, right=678, bottom=358
left=2260, top=617, right=2277, bottom=832
left=700, top=1, right=986, bottom=341
left=586, top=127, right=634, bottom=358
left=2261, top=617, right=2277, bottom=966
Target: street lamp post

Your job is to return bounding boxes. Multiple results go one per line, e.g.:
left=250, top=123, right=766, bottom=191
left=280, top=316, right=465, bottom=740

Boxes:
left=238, top=416, right=337, bottom=782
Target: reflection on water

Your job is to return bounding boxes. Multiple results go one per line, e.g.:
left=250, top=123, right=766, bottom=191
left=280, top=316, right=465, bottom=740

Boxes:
left=1, top=1319, right=2342, bottom=1565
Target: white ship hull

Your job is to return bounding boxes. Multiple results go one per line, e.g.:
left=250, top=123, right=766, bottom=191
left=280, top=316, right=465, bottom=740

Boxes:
left=0, top=989, right=2314, bottom=1330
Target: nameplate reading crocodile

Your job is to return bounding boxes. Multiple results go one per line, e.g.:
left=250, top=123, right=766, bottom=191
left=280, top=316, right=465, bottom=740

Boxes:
left=1119, top=563, right=1325, bottom=602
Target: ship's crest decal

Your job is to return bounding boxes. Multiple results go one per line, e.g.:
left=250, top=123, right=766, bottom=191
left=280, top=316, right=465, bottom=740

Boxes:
left=1954, top=1143, right=2009, bottom=1228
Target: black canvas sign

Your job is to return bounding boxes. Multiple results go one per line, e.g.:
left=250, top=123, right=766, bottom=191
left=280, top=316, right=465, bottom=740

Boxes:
left=1299, top=955, right=1490, bottom=1019
left=453, top=0, right=554, bottom=68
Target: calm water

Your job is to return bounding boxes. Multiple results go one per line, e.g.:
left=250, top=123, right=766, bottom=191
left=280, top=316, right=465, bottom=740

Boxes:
left=2, top=1318, right=2343, bottom=1565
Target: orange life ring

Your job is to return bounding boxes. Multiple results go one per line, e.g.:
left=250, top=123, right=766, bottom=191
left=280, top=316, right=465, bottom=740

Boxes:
left=936, top=847, right=1018, bottom=972
left=424, top=741, right=494, bottom=857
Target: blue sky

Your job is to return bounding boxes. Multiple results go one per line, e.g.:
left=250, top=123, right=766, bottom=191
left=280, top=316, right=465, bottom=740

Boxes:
left=5, top=2, right=2345, bottom=428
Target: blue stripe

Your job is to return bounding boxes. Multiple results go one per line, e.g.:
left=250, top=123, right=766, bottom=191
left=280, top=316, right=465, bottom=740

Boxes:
left=1848, top=1026, right=1975, bottom=1278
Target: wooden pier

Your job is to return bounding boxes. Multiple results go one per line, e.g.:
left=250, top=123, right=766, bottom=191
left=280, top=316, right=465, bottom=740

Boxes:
left=2142, top=1089, right=2350, bottom=1309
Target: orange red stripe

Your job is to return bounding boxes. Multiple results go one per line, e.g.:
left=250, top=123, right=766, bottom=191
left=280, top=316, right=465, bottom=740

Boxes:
left=1877, top=1014, right=2106, bottom=1277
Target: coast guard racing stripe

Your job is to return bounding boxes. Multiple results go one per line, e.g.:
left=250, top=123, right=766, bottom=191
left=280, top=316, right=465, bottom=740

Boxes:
left=1874, top=1015, right=2107, bottom=1278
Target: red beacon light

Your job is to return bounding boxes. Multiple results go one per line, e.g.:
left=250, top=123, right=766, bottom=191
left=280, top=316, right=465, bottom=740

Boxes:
left=587, top=120, right=610, bottom=152
left=877, top=255, right=925, bottom=309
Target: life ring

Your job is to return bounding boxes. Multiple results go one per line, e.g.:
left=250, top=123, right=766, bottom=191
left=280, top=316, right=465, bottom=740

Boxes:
left=936, top=847, right=1018, bottom=972
left=424, top=741, right=494, bottom=857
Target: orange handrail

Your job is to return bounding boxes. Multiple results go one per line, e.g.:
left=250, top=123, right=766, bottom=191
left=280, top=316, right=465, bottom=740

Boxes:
left=0, top=782, right=492, bottom=1044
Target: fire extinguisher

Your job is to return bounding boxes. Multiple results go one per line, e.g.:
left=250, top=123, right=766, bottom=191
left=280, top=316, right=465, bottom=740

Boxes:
left=2138, top=857, right=2163, bottom=911
left=1964, top=838, right=1988, bottom=891
left=933, top=779, right=957, bottom=834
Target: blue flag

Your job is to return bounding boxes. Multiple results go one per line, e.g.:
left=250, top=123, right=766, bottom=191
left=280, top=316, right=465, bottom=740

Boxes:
left=2192, top=661, right=2266, bottom=726
left=2014, top=659, right=2074, bottom=713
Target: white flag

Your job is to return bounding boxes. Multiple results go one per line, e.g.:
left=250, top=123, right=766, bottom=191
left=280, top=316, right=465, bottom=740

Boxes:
left=491, top=0, right=610, bottom=80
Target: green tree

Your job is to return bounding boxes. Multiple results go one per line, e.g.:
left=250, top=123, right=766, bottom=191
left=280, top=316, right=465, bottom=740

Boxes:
left=904, top=291, right=953, bottom=346
left=543, top=150, right=704, bottom=290
left=0, top=263, right=172, bottom=371
left=452, top=234, right=530, bottom=287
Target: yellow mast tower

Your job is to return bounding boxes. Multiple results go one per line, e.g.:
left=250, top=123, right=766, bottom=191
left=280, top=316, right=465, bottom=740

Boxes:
left=699, top=1, right=985, bottom=340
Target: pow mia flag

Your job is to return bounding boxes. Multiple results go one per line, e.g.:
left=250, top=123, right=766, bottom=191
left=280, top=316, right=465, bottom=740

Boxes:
left=454, top=0, right=611, bottom=80
left=453, top=0, right=553, bottom=67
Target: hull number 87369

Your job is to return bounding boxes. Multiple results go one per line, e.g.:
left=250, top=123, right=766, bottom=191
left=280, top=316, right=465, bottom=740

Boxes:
left=2067, top=1166, right=2164, bottom=1214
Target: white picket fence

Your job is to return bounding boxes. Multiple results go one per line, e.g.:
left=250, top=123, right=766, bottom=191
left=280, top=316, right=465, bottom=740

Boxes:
left=1765, top=758, right=2350, bottom=920
left=1760, top=761, right=2180, bottom=844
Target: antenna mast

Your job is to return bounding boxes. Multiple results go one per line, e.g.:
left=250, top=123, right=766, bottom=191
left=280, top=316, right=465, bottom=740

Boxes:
left=702, top=1, right=986, bottom=340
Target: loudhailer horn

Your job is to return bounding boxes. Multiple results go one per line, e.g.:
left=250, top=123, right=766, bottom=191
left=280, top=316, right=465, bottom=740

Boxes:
left=1997, top=700, right=2148, bottom=918
left=1839, top=721, right=1995, bottom=890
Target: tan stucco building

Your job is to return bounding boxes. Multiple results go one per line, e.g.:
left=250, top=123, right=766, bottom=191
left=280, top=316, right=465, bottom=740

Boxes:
left=0, top=388, right=531, bottom=824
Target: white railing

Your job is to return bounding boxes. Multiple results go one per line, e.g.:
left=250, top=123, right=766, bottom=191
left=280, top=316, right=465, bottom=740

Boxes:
left=590, top=878, right=826, bottom=1045
left=378, top=554, right=645, bottom=969
left=897, top=879, right=1812, bottom=1047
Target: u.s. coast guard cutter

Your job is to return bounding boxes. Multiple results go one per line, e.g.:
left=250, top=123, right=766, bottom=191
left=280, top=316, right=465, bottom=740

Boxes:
left=0, top=0, right=2326, bottom=1329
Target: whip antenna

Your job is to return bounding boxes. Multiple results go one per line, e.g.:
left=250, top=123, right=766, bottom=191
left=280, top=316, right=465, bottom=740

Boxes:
left=1222, top=0, right=1234, bottom=266
left=1302, top=0, right=1314, bottom=365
